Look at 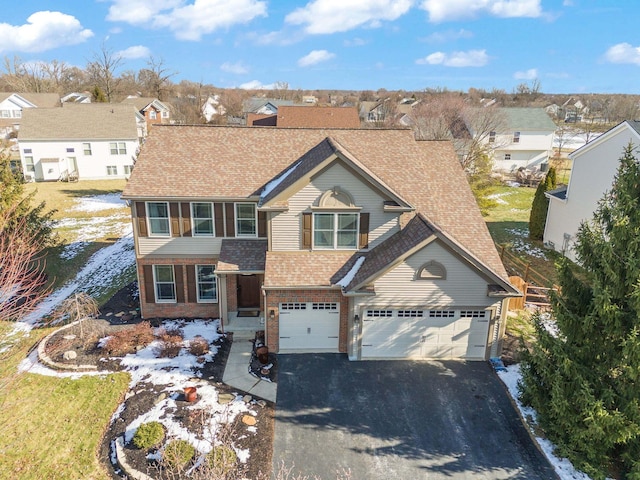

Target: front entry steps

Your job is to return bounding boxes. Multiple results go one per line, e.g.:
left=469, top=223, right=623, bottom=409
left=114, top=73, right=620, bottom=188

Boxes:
left=224, top=311, right=264, bottom=334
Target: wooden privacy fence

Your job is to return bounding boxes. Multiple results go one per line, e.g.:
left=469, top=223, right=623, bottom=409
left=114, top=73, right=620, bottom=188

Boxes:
left=508, top=275, right=557, bottom=310
left=498, top=244, right=552, bottom=288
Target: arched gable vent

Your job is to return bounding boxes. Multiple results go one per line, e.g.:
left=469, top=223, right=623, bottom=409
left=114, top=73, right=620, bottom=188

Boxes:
left=318, top=187, right=355, bottom=208
left=416, top=261, right=447, bottom=280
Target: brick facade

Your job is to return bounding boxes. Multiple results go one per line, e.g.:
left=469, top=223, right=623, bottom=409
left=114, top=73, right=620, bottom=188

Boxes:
left=138, top=257, right=220, bottom=319
left=264, top=289, right=349, bottom=353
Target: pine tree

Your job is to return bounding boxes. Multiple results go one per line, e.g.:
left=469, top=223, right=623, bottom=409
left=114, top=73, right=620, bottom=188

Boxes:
left=519, top=144, right=640, bottom=479
left=528, top=166, right=557, bottom=240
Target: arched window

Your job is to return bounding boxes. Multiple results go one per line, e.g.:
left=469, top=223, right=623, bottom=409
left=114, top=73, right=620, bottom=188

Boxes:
left=416, top=261, right=446, bottom=280
left=318, top=187, right=355, bottom=208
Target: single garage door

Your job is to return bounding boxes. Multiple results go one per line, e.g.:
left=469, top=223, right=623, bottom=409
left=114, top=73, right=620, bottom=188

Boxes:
left=279, top=302, right=340, bottom=351
left=361, top=308, right=489, bottom=359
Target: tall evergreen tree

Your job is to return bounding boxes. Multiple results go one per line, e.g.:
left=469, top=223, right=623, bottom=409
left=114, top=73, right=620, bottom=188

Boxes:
left=528, top=166, right=557, bottom=240
left=520, top=144, right=640, bottom=479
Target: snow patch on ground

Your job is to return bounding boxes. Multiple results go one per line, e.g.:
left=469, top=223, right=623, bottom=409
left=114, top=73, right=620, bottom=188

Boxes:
left=58, top=214, right=131, bottom=260
left=506, top=227, right=548, bottom=259
left=488, top=191, right=513, bottom=205
left=71, top=193, right=127, bottom=212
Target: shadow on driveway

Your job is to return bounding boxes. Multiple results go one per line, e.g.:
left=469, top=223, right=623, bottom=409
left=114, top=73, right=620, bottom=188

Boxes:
left=273, top=354, right=557, bottom=480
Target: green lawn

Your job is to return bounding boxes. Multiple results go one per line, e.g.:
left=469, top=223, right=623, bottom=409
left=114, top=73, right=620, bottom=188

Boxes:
left=0, top=322, right=130, bottom=480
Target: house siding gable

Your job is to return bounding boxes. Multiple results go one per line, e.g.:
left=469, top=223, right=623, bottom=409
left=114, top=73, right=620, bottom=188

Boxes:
left=270, top=161, right=400, bottom=251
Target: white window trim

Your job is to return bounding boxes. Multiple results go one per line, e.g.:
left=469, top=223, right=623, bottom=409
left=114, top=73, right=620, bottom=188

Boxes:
left=106, top=165, right=118, bottom=176
left=146, top=201, right=171, bottom=237
left=153, top=265, right=176, bottom=303
left=191, top=202, right=215, bottom=237
left=235, top=202, right=257, bottom=238
left=83, top=143, right=92, bottom=156
left=196, top=264, right=218, bottom=303
left=109, top=142, right=127, bottom=155
left=312, top=212, right=359, bottom=250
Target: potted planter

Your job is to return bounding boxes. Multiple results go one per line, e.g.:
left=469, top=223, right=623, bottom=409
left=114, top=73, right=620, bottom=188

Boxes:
left=184, top=386, right=197, bottom=402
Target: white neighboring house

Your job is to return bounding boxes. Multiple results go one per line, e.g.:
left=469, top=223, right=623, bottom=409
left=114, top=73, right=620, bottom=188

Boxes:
left=0, top=92, right=61, bottom=138
left=201, top=94, right=226, bottom=122
left=18, top=103, right=140, bottom=182
left=544, top=120, right=640, bottom=262
left=481, top=108, right=556, bottom=172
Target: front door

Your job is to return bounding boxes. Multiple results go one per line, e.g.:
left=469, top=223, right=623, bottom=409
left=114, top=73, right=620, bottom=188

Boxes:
left=237, top=274, right=261, bottom=309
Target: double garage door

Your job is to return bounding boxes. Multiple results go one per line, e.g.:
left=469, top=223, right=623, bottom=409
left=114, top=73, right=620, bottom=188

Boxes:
left=361, top=308, right=490, bottom=359
left=279, top=302, right=340, bottom=351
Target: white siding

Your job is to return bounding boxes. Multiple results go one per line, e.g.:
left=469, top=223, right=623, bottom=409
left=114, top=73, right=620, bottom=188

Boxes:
left=138, top=237, right=224, bottom=256
left=491, top=130, right=554, bottom=171
left=544, top=127, right=640, bottom=262
left=356, top=240, right=495, bottom=308
left=271, top=162, right=400, bottom=251
left=19, top=139, right=137, bottom=181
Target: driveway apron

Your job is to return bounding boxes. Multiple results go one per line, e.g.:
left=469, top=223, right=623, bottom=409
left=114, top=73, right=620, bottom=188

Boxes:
left=273, top=354, right=557, bottom=480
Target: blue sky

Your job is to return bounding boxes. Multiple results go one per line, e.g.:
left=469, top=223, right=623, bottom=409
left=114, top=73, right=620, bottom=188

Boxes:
left=1, top=1, right=639, bottom=94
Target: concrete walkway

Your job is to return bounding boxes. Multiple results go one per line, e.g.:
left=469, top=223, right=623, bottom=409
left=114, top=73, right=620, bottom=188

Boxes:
left=222, top=329, right=277, bottom=403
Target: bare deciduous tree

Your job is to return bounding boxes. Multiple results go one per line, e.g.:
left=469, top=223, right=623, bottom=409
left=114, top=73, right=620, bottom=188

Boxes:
left=139, top=56, right=177, bottom=101
left=86, top=44, right=124, bottom=103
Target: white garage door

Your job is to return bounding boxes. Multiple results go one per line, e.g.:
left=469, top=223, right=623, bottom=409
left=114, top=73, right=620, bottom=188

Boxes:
left=279, top=302, right=340, bottom=351
left=361, top=309, right=489, bottom=359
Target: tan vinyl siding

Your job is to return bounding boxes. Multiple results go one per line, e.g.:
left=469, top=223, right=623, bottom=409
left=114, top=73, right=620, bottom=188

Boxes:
left=357, top=240, right=496, bottom=308
left=271, top=162, right=400, bottom=251
left=138, top=237, right=224, bottom=256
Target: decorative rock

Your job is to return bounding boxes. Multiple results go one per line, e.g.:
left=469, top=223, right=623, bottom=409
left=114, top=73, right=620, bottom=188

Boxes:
left=115, top=311, right=125, bottom=317
left=105, top=312, right=113, bottom=317
left=256, top=399, right=267, bottom=408
left=218, top=393, right=235, bottom=404
left=129, top=310, right=138, bottom=315
left=154, top=393, right=167, bottom=405
left=63, top=350, right=77, bottom=360
left=242, top=395, right=252, bottom=404
left=125, top=391, right=134, bottom=400
left=63, top=334, right=77, bottom=340
left=242, top=415, right=257, bottom=426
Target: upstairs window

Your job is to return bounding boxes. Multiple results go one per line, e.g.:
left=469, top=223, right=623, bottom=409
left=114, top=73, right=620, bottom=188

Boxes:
left=149, top=110, right=157, bottom=120
left=513, top=131, right=520, bottom=143
left=235, top=203, right=257, bottom=237
left=313, top=213, right=358, bottom=249
left=488, top=131, right=496, bottom=143
left=83, top=143, right=92, bottom=155
left=191, top=202, right=214, bottom=236
left=109, top=142, right=127, bottom=155
left=162, top=111, right=170, bottom=118
left=147, top=202, right=170, bottom=236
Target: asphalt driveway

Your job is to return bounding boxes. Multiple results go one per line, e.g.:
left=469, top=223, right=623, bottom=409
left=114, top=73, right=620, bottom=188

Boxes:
left=273, top=354, right=557, bottom=480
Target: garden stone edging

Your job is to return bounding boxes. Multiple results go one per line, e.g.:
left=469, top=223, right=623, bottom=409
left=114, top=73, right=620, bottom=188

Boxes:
left=37, top=319, right=98, bottom=372
left=115, top=436, right=154, bottom=480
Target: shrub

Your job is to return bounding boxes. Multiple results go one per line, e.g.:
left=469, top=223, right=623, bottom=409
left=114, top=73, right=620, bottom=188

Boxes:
left=189, top=335, right=209, bottom=356
left=163, top=439, right=195, bottom=470
left=157, top=326, right=184, bottom=341
left=207, top=445, right=237, bottom=475
left=132, top=421, right=165, bottom=449
left=102, top=321, right=154, bottom=356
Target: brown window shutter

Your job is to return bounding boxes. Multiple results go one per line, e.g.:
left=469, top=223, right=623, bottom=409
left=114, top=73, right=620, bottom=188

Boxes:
left=186, top=265, right=197, bottom=303
left=225, top=203, right=235, bottom=237
left=359, top=212, right=370, bottom=249
left=302, top=212, right=312, bottom=249
left=214, top=203, right=224, bottom=237
left=180, top=203, right=191, bottom=237
left=258, top=211, right=267, bottom=238
left=143, top=265, right=155, bottom=303
left=136, top=202, right=148, bottom=237
left=175, top=265, right=185, bottom=303
left=170, top=203, right=180, bottom=237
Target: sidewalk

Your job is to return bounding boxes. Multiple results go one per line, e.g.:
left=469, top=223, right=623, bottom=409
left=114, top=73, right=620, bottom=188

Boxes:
left=222, top=331, right=277, bottom=403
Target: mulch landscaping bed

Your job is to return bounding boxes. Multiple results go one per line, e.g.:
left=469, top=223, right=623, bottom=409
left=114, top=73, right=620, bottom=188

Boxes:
left=40, top=282, right=275, bottom=479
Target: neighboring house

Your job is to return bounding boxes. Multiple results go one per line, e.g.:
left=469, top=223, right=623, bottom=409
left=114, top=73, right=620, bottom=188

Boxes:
left=479, top=108, right=556, bottom=172
left=0, top=92, right=61, bottom=138
left=243, top=97, right=295, bottom=116
left=247, top=106, right=360, bottom=128
left=544, top=120, right=640, bottom=261
left=359, top=101, right=387, bottom=123
left=18, top=104, right=140, bottom=181
left=61, top=92, right=91, bottom=104
left=121, top=96, right=172, bottom=133
left=201, top=94, right=226, bottom=122
left=122, top=126, right=520, bottom=361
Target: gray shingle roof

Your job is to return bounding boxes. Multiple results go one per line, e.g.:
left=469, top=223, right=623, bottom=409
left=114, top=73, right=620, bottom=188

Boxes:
left=501, top=108, right=557, bottom=131
left=18, top=104, right=139, bottom=141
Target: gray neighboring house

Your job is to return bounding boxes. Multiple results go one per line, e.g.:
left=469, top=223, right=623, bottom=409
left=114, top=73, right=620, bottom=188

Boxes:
left=18, top=103, right=141, bottom=181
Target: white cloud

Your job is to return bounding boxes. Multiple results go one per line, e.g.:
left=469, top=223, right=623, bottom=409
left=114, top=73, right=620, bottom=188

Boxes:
left=239, top=80, right=278, bottom=90
left=420, top=0, right=542, bottom=22
left=107, top=0, right=267, bottom=41
left=604, top=42, right=640, bottom=66
left=298, top=50, right=335, bottom=67
left=416, top=49, right=489, bottom=67
left=285, top=0, right=413, bottom=34
left=117, top=45, right=151, bottom=59
left=514, top=68, right=538, bottom=80
left=0, top=11, right=93, bottom=53
left=220, top=61, right=249, bottom=74
left=424, top=28, right=473, bottom=43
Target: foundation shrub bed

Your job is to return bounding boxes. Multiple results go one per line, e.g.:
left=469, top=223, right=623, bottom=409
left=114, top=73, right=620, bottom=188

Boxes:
left=188, top=335, right=209, bottom=356
left=163, top=439, right=195, bottom=471
left=155, top=327, right=185, bottom=358
left=103, top=321, right=154, bottom=356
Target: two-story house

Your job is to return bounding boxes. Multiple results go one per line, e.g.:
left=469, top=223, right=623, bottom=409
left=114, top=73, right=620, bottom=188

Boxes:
left=479, top=108, right=556, bottom=172
left=122, top=126, right=519, bottom=361
left=0, top=92, right=61, bottom=138
left=121, top=96, right=172, bottom=135
left=544, top=120, right=640, bottom=262
left=18, top=104, right=140, bottom=181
